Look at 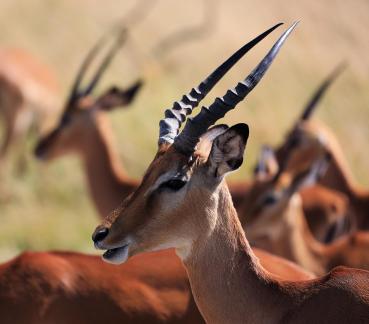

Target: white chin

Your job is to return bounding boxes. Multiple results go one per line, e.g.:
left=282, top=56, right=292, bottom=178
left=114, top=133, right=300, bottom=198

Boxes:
left=102, top=245, right=129, bottom=264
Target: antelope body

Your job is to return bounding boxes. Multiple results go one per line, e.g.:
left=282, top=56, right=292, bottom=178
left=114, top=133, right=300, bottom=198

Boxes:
left=0, top=48, right=59, bottom=162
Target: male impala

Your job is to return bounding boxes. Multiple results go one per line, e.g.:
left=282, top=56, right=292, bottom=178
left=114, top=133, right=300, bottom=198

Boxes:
left=280, top=116, right=369, bottom=230
left=267, top=66, right=351, bottom=241
left=35, top=32, right=337, bottom=244
left=0, top=48, right=59, bottom=165
left=35, top=28, right=142, bottom=217
left=94, top=23, right=369, bottom=323
left=10, top=24, right=313, bottom=324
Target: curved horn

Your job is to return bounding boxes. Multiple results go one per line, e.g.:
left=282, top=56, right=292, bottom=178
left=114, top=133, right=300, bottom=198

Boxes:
left=158, top=22, right=283, bottom=146
left=300, top=62, right=346, bottom=121
left=82, top=29, right=128, bottom=96
left=174, top=22, right=298, bottom=155
left=66, top=32, right=113, bottom=106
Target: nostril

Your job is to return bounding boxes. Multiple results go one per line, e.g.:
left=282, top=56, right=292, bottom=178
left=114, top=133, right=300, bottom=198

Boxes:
left=92, top=227, right=109, bottom=243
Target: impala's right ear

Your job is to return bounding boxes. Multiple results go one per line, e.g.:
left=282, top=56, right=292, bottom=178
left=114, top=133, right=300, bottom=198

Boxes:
left=97, top=80, right=143, bottom=111
left=207, top=123, right=249, bottom=179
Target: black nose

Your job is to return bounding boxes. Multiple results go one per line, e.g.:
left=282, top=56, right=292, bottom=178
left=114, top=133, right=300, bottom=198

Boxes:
left=92, top=227, right=109, bottom=243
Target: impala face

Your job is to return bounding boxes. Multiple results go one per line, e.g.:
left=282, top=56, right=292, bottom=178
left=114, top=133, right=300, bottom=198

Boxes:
left=34, top=28, right=142, bottom=160
left=241, top=126, right=330, bottom=231
left=34, top=83, right=142, bottom=160
left=93, top=125, right=249, bottom=264
left=91, top=22, right=297, bottom=264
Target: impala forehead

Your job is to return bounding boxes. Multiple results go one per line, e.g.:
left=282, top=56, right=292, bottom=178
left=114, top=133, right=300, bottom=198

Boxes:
left=145, top=169, right=185, bottom=196
left=143, top=151, right=193, bottom=194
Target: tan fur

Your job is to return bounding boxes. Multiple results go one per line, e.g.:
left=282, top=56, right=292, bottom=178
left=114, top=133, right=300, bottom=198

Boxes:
left=0, top=48, right=59, bottom=161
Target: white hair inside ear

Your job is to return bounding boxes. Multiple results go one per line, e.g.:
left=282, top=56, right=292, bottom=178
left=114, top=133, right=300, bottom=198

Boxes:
left=196, top=124, right=229, bottom=158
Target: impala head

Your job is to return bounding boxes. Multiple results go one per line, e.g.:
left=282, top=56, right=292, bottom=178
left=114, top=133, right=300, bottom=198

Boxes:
left=34, top=29, right=142, bottom=160
left=241, top=131, right=331, bottom=230
left=92, top=22, right=297, bottom=264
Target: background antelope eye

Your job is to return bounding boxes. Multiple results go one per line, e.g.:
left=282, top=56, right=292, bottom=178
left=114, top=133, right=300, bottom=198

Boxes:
left=162, top=179, right=187, bottom=191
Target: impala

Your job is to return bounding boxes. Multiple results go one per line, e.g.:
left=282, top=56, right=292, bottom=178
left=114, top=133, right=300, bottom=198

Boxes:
left=94, top=23, right=369, bottom=323
left=0, top=48, right=59, bottom=165
left=35, top=30, right=335, bottom=244
left=243, top=148, right=368, bottom=276
left=267, top=66, right=351, bottom=241
left=8, top=24, right=313, bottom=324
left=280, top=115, right=369, bottom=230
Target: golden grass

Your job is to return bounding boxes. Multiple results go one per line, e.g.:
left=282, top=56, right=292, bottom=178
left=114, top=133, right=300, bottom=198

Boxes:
left=0, top=0, right=368, bottom=261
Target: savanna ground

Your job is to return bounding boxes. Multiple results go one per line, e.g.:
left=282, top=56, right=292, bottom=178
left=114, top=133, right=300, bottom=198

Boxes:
left=0, top=0, right=368, bottom=261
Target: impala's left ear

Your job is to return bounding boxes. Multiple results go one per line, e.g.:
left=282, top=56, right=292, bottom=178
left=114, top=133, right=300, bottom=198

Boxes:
left=97, top=80, right=143, bottom=111
left=207, top=123, right=249, bottom=178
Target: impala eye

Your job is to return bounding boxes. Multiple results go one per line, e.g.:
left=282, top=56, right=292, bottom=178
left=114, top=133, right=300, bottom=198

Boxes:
left=161, top=179, right=187, bottom=191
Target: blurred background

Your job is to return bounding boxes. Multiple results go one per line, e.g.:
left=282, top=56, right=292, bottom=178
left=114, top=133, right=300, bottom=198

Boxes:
left=0, top=0, right=368, bottom=262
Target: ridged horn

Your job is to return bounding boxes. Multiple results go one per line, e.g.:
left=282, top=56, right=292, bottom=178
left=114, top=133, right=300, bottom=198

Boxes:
left=158, top=23, right=283, bottom=146
left=174, top=22, right=298, bottom=155
left=65, top=27, right=127, bottom=109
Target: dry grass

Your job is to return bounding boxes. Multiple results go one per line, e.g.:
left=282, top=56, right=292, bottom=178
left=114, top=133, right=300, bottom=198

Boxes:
left=0, top=0, right=368, bottom=261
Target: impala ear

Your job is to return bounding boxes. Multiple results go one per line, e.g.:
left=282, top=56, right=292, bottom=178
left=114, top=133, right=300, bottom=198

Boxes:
left=254, top=145, right=279, bottom=181
left=97, top=80, right=143, bottom=111
left=196, top=124, right=229, bottom=158
left=207, top=123, right=249, bottom=179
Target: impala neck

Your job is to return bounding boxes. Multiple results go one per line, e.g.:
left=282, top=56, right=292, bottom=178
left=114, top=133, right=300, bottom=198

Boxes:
left=81, top=114, right=136, bottom=218
left=181, top=183, right=291, bottom=324
left=279, top=195, right=329, bottom=275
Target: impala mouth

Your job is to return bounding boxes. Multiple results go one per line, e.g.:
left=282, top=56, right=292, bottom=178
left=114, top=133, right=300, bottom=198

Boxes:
left=102, top=244, right=130, bottom=264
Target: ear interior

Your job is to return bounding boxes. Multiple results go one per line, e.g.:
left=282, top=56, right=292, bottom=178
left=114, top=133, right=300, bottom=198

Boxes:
left=207, top=123, right=249, bottom=178
left=97, top=80, right=143, bottom=111
left=196, top=124, right=229, bottom=158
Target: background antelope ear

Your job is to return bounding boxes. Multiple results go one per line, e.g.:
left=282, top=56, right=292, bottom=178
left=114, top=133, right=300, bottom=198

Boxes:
left=97, top=80, right=143, bottom=111
left=253, top=145, right=279, bottom=181
left=207, top=123, right=249, bottom=178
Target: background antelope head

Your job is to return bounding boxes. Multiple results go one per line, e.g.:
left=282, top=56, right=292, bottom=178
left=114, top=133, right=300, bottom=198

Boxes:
left=241, top=131, right=345, bottom=246
left=275, top=63, right=345, bottom=167
left=34, top=29, right=142, bottom=161
left=92, top=23, right=296, bottom=264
